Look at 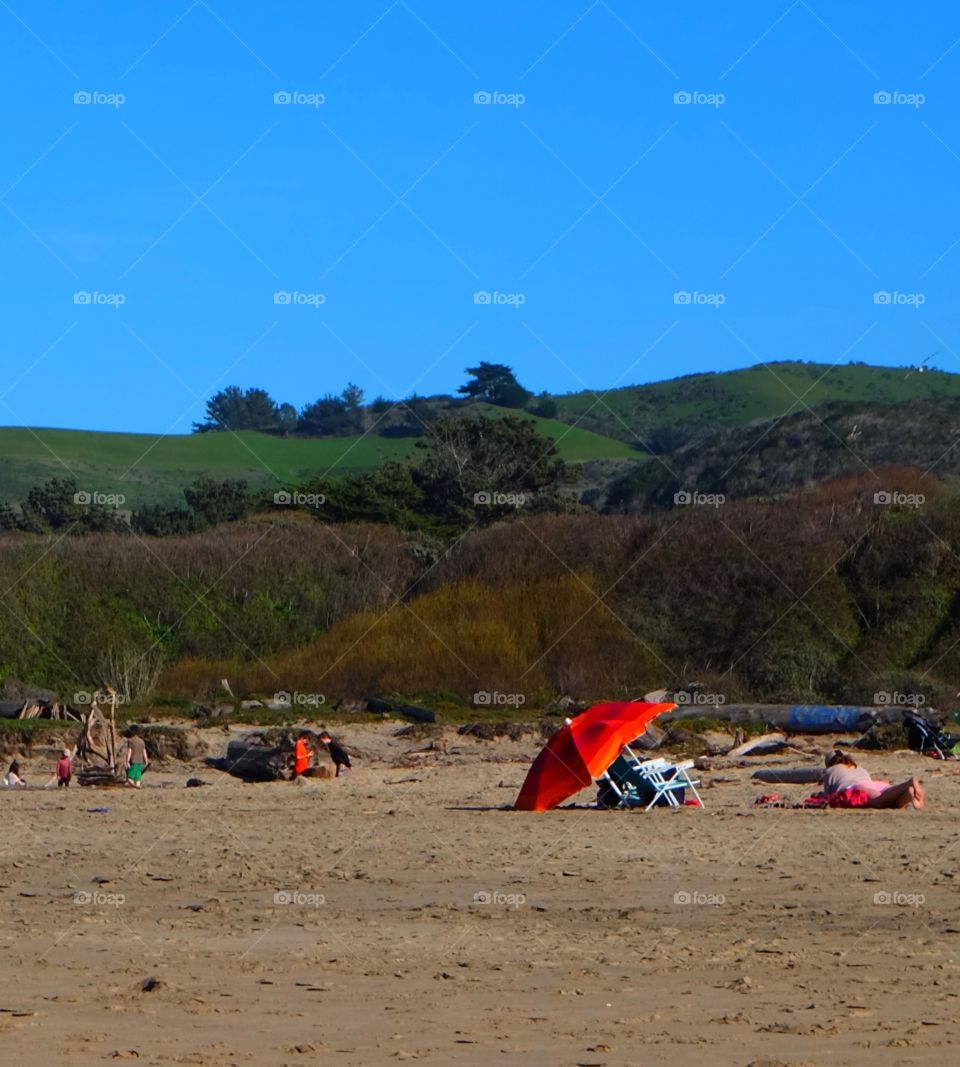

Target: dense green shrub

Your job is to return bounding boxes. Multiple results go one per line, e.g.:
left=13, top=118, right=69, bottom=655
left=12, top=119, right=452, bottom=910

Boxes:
left=2, top=471, right=960, bottom=709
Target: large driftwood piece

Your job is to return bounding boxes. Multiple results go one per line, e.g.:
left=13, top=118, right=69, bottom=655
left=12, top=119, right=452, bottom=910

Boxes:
left=751, top=768, right=824, bottom=784
left=660, top=704, right=903, bottom=734
left=76, top=691, right=120, bottom=772
left=77, top=767, right=125, bottom=787
left=208, top=740, right=291, bottom=782
left=727, top=733, right=788, bottom=757
left=0, top=698, right=78, bottom=720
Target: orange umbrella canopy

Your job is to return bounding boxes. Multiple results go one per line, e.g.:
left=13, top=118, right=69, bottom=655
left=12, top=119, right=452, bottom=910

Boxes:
left=514, top=700, right=675, bottom=811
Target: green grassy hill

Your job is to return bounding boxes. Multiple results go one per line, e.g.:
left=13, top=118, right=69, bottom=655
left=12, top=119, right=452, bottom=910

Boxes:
left=4, top=361, right=959, bottom=509
left=0, top=414, right=636, bottom=509
left=554, top=361, right=960, bottom=444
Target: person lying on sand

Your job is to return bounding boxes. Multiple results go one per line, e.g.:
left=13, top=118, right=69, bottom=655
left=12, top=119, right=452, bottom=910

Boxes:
left=3, top=760, right=25, bottom=787
left=822, top=750, right=925, bottom=809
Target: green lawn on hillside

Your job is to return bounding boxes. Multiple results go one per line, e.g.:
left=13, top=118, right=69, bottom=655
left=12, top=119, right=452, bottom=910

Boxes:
left=554, top=362, right=960, bottom=441
left=0, top=415, right=635, bottom=509
left=5, top=361, right=957, bottom=508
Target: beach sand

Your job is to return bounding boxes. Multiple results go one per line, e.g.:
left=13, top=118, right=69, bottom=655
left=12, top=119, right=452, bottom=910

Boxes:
left=1, top=723, right=959, bottom=1065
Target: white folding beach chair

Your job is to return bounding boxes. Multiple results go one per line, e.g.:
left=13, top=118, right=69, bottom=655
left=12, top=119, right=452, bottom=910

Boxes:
left=597, top=745, right=704, bottom=811
left=629, top=753, right=703, bottom=810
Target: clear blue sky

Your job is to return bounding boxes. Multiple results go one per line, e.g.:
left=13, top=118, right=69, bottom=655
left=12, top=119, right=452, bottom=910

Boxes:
left=1, top=1, right=958, bottom=432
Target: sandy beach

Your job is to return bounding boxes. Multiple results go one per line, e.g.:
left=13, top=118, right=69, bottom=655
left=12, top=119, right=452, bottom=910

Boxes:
left=2, top=723, right=959, bottom=1066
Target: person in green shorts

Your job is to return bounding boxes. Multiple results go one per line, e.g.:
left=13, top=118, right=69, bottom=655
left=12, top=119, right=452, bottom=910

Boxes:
left=124, top=726, right=149, bottom=788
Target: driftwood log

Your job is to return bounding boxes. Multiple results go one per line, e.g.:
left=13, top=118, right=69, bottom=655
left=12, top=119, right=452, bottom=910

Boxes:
left=207, top=740, right=291, bottom=782
left=0, top=699, right=79, bottom=721
left=660, top=704, right=903, bottom=734
left=77, top=767, right=125, bottom=787
left=751, top=768, right=824, bottom=784
left=727, top=733, right=788, bottom=757
left=364, top=698, right=436, bottom=724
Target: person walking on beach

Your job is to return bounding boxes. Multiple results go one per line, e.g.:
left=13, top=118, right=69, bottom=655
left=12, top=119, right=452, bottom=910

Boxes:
left=56, top=749, right=72, bottom=787
left=319, top=731, right=352, bottom=776
left=293, top=731, right=313, bottom=778
left=124, top=726, right=149, bottom=788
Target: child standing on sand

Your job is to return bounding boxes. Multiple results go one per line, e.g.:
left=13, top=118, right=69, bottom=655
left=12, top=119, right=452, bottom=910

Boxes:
left=319, top=731, right=352, bottom=776
left=293, top=732, right=313, bottom=778
left=56, top=749, right=71, bottom=787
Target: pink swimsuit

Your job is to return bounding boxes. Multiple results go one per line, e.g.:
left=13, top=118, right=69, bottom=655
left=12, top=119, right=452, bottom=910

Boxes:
left=822, top=763, right=889, bottom=800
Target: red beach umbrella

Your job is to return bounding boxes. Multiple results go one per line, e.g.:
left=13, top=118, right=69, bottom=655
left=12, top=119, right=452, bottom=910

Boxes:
left=514, top=700, right=675, bottom=811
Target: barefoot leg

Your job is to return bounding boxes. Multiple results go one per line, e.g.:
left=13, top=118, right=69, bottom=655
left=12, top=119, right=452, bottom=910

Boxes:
left=868, top=779, right=923, bottom=809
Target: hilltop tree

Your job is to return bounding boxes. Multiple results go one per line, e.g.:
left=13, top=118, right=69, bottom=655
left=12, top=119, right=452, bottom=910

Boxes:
left=193, top=386, right=286, bottom=434
left=299, top=384, right=366, bottom=436
left=369, top=393, right=434, bottom=437
left=529, top=391, right=558, bottom=419
left=341, top=382, right=365, bottom=414
left=277, top=403, right=299, bottom=435
left=413, top=414, right=574, bottom=527
left=458, top=362, right=532, bottom=409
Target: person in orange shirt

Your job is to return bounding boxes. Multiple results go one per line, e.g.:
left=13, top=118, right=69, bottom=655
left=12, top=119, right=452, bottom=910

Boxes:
left=292, top=731, right=313, bottom=778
